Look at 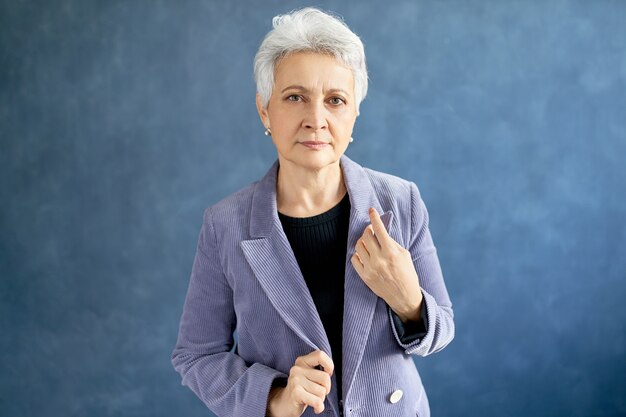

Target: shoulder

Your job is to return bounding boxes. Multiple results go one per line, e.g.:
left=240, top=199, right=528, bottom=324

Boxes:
left=363, top=167, right=414, bottom=191
left=361, top=166, right=423, bottom=207
left=203, top=181, right=258, bottom=241
left=201, top=181, right=256, bottom=230
left=202, top=159, right=278, bottom=225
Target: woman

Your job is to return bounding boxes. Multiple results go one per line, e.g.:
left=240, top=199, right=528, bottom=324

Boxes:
left=172, top=7, right=454, bottom=417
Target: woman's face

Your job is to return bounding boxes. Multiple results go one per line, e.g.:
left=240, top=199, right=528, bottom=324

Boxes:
left=257, top=52, right=358, bottom=172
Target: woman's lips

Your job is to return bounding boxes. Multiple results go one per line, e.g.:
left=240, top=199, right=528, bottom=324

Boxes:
left=300, top=141, right=329, bottom=150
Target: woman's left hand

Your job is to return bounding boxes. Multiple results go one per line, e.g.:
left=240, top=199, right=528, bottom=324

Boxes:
left=351, top=208, right=424, bottom=323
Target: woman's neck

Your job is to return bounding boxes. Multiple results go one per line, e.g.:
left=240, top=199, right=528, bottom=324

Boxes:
left=276, top=159, right=347, bottom=218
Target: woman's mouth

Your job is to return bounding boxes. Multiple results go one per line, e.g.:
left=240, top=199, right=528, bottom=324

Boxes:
left=300, top=141, right=329, bottom=150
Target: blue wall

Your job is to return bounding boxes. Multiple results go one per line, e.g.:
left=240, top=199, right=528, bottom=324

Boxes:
left=1, top=1, right=625, bottom=416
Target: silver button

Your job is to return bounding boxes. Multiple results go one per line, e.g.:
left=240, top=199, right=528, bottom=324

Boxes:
left=389, top=389, right=403, bottom=404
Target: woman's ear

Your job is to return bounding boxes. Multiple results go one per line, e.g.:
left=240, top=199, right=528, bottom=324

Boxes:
left=255, top=93, right=269, bottom=128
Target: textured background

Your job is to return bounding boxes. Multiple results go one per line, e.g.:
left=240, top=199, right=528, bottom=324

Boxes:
left=1, top=1, right=625, bottom=416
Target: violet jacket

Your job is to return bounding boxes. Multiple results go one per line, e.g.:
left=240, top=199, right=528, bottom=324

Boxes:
left=171, top=154, right=454, bottom=417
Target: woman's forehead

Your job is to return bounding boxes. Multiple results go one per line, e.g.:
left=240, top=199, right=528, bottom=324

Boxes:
left=274, top=52, right=354, bottom=93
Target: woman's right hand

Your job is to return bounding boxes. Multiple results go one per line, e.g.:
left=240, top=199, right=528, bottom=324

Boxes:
left=266, top=350, right=334, bottom=417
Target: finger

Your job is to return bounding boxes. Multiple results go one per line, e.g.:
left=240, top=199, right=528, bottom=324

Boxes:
left=314, top=350, right=334, bottom=376
left=290, top=372, right=327, bottom=398
left=303, top=372, right=332, bottom=399
left=293, top=385, right=326, bottom=414
left=355, top=237, right=371, bottom=260
left=308, top=367, right=333, bottom=395
left=361, top=225, right=381, bottom=254
left=368, top=208, right=392, bottom=246
left=288, top=366, right=332, bottom=399
left=295, top=367, right=331, bottom=397
left=299, top=350, right=335, bottom=377
left=351, top=253, right=365, bottom=276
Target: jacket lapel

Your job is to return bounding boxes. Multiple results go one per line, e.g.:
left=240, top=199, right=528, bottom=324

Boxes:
left=240, top=159, right=331, bottom=355
left=339, top=155, right=398, bottom=400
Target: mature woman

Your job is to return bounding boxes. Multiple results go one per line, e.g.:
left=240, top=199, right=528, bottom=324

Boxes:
left=172, top=7, right=454, bottom=417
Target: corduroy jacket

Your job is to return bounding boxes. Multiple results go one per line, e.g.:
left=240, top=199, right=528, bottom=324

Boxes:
left=171, top=154, right=454, bottom=417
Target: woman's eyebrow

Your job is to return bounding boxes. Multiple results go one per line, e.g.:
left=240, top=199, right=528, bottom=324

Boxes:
left=327, top=88, right=351, bottom=97
left=281, top=85, right=308, bottom=93
left=280, top=85, right=351, bottom=96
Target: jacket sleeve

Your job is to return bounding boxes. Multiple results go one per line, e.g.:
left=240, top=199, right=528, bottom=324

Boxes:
left=171, top=207, right=287, bottom=417
left=388, top=182, right=455, bottom=356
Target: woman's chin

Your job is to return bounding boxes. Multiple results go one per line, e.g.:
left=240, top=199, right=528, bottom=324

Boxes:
left=279, top=152, right=342, bottom=171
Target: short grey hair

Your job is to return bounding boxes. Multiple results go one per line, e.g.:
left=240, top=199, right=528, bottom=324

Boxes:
left=254, top=7, right=368, bottom=113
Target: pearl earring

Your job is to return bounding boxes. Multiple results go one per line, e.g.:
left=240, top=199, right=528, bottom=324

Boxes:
left=264, top=127, right=271, bottom=136
left=349, top=137, right=354, bottom=143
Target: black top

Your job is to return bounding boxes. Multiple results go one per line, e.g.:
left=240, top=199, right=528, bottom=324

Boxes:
left=278, top=192, right=427, bottom=402
left=278, top=192, right=350, bottom=398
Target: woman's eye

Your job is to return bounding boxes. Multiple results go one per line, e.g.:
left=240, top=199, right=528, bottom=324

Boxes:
left=329, top=97, right=345, bottom=105
left=286, top=95, right=302, bottom=102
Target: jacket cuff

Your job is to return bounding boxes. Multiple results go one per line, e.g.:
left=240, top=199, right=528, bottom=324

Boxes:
left=388, top=290, right=432, bottom=350
left=390, top=300, right=428, bottom=344
left=231, top=363, right=288, bottom=417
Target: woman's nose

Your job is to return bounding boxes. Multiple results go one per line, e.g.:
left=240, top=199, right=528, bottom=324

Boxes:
left=302, top=101, right=328, bottom=131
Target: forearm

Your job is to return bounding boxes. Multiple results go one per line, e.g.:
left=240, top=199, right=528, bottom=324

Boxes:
left=390, top=290, right=424, bottom=323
